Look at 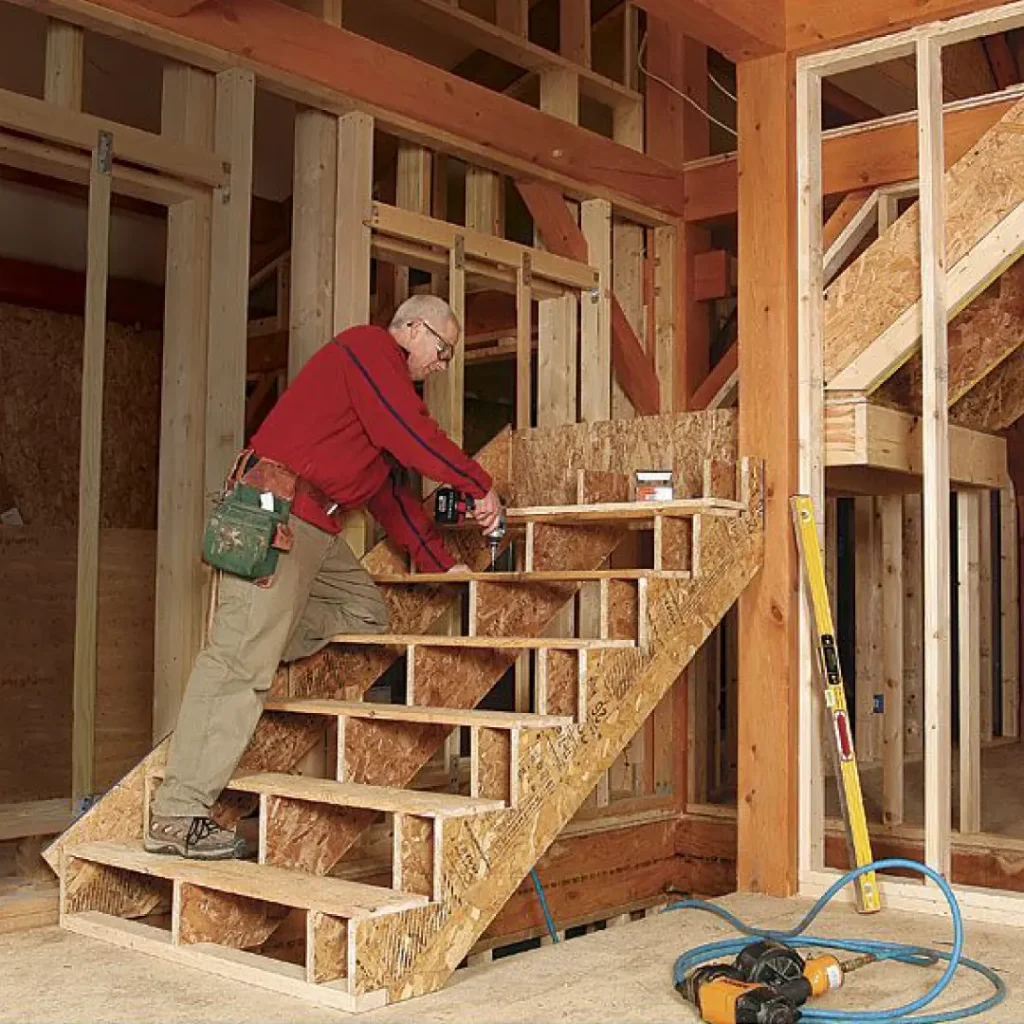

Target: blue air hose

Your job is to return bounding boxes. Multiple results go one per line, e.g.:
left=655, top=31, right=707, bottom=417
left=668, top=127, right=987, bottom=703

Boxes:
left=531, top=867, right=560, bottom=944
left=667, top=858, right=1005, bottom=1023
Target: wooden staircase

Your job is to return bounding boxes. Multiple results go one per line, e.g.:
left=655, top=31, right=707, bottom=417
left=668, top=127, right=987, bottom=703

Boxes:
left=43, top=412, right=763, bottom=1013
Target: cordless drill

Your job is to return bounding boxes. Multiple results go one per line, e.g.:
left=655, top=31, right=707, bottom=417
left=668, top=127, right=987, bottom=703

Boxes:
left=680, top=940, right=872, bottom=1024
left=434, top=486, right=507, bottom=568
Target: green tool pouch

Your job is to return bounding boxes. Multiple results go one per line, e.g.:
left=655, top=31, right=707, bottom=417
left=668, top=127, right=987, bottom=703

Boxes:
left=202, top=483, right=293, bottom=580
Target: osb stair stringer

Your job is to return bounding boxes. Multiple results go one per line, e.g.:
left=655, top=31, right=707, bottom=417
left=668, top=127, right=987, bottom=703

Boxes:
left=44, top=411, right=762, bottom=1011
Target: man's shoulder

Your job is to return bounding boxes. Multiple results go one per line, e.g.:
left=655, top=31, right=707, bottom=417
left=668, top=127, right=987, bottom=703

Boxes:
left=334, top=324, right=398, bottom=362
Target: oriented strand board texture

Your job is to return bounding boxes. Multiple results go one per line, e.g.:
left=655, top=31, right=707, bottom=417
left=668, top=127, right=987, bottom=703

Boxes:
left=823, top=96, right=1024, bottom=382
left=0, top=528, right=155, bottom=801
left=950, top=344, right=1024, bottom=432
left=178, top=885, right=281, bottom=948
left=876, top=262, right=1024, bottom=411
left=0, top=303, right=160, bottom=528
left=352, top=461, right=763, bottom=999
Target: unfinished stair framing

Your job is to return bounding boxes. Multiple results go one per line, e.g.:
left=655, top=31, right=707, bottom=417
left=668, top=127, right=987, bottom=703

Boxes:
left=43, top=413, right=762, bottom=1009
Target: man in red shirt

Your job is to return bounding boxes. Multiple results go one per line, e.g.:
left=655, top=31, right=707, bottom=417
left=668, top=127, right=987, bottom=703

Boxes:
left=147, top=294, right=501, bottom=859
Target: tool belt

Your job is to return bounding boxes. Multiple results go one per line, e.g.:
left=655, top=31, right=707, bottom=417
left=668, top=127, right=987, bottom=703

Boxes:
left=201, top=450, right=340, bottom=580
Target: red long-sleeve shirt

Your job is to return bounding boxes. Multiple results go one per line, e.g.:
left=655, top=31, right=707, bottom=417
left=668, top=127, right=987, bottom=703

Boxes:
left=250, top=326, right=492, bottom=572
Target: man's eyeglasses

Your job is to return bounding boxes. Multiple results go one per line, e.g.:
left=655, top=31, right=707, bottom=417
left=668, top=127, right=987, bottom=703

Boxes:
left=409, top=319, right=455, bottom=365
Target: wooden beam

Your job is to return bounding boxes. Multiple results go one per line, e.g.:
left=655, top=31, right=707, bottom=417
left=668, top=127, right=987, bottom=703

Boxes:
left=821, top=189, right=873, bottom=256
left=736, top=53, right=798, bottom=897
left=153, top=64, right=214, bottom=742
left=633, top=0, right=784, bottom=61
left=786, top=0, right=1022, bottom=53
left=72, top=135, right=112, bottom=804
left=683, top=90, right=1024, bottom=225
left=690, top=344, right=738, bottom=411
left=14, top=0, right=685, bottom=222
left=517, top=180, right=660, bottom=414
left=205, top=69, right=255, bottom=508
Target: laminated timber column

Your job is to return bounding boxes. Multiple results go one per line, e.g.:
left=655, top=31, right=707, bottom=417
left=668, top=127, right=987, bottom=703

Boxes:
left=736, top=54, right=798, bottom=896
left=154, top=64, right=215, bottom=741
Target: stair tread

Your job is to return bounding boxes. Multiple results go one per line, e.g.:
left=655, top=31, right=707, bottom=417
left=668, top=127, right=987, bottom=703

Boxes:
left=504, top=497, right=742, bottom=523
left=264, top=698, right=572, bottom=730
left=372, top=569, right=688, bottom=584
left=327, top=633, right=632, bottom=649
left=229, top=772, right=505, bottom=816
left=68, top=841, right=428, bottom=918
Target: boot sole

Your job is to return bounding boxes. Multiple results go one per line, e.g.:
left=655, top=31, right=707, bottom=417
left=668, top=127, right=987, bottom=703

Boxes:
left=143, top=837, right=244, bottom=861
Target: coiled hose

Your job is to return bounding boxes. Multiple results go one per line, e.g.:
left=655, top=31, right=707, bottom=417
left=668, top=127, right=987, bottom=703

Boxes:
left=667, top=858, right=1005, bottom=1023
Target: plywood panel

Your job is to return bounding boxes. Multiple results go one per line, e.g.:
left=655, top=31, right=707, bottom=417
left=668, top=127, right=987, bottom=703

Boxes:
left=0, top=528, right=155, bottom=801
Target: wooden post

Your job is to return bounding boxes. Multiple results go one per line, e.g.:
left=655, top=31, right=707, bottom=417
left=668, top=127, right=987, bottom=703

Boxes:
left=854, top=498, right=882, bottom=765
left=580, top=199, right=611, bottom=424
left=903, top=494, right=925, bottom=760
left=44, top=19, right=83, bottom=109
left=154, top=64, right=215, bottom=742
left=396, top=144, right=433, bottom=307
left=918, top=35, right=952, bottom=877
left=72, top=134, right=112, bottom=804
left=559, top=0, right=591, bottom=68
left=737, top=53, right=798, bottom=897
left=645, top=19, right=711, bottom=409
left=289, top=108, right=337, bottom=379
left=516, top=255, right=532, bottom=429
left=958, top=490, right=982, bottom=835
left=335, top=111, right=374, bottom=558
left=880, top=494, right=904, bottom=826
left=1000, top=486, right=1019, bottom=738
left=205, top=69, right=255, bottom=504
left=495, top=0, right=528, bottom=36
left=979, top=492, right=994, bottom=744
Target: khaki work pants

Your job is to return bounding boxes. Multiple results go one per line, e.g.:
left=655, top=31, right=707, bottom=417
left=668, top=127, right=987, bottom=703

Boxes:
left=152, top=517, right=389, bottom=818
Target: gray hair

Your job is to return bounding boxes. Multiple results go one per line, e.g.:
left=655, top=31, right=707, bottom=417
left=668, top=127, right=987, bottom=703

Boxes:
left=389, top=294, right=460, bottom=335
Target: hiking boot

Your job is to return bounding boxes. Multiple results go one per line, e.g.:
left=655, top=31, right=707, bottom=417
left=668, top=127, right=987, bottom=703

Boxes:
left=144, top=815, right=248, bottom=860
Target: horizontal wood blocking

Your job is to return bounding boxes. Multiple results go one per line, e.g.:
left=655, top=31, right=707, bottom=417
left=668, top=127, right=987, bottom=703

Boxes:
left=393, top=0, right=640, bottom=110
left=0, top=799, right=74, bottom=842
left=0, top=85, right=226, bottom=190
left=369, top=203, right=598, bottom=296
left=210, top=772, right=505, bottom=817
left=67, top=842, right=426, bottom=918
left=263, top=699, right=573, bottom=731
left=506, top=498, right=741, bottom=525
left=324, top=634, right=634, bottom=650
left=825, top=400, right=1007, bottom=489
left=372, top=569, right=690, bottom=584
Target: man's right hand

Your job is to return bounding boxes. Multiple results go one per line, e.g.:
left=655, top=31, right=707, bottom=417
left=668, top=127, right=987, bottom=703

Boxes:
left=470, top=488, right=503, bottom=534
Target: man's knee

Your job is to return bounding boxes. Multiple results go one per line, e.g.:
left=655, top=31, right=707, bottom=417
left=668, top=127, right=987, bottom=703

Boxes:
left=364, top=591, right=390, bottom=634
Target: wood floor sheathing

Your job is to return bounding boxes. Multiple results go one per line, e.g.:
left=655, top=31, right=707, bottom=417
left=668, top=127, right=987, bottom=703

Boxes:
left=0, top=892, right=1020, bottom=1022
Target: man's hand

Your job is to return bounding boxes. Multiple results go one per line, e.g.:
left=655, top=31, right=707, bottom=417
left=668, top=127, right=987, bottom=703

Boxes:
left=447, top=563, right=471, bottom=574
left=469, top=488, right=503, bottom=534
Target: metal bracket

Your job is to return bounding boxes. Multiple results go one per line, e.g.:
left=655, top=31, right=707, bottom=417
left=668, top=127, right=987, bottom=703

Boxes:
left=452, top=234, right=465, bottom=271
left=95, top=130, right=113, bottom=175
left=521, top=251, right=532, bottom=286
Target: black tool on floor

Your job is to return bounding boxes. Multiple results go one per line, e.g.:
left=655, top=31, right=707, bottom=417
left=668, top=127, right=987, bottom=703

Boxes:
left=434, top=486, right=506, bottom=567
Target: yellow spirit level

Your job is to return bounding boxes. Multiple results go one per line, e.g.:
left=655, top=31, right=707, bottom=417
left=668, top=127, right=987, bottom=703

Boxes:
left=791, top=495, right=881, bottom=915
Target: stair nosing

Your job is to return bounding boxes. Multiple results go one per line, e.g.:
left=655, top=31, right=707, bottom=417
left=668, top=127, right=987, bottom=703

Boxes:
left=325, top=634, right=633, bottom=650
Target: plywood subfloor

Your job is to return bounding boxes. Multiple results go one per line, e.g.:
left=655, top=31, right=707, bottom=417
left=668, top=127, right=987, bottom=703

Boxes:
left=1, top=893, right=1019, bottom=1022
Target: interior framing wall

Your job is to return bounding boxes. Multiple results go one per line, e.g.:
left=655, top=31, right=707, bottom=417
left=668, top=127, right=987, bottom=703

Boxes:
left=796, top=0, right=1024, bottom=923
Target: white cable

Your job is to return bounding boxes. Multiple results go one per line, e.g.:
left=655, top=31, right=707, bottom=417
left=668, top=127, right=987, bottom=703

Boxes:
left=709, top=71, right=737, bottom=104
left=637, top=32, right=737, bottom=139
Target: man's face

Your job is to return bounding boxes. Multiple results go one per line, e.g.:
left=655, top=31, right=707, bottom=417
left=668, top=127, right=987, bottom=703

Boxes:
left=404, top=317, right=458, bottom=381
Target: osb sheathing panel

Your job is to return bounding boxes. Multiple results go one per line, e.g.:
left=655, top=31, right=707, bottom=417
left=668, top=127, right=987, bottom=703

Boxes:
left=352, top=462, right=763, bottom=1000
left=950, top=343, right=1024, bottom=432
left=1, top=528, right=155, bottom=801
left=62, top=858, right=167, bottom=918
left=876, top=262, right=1024, bottom=411
left=823, top=95, right=1024, bottom=383
left=177, top=884, right=282, bottom=948
left=0, top=303, right=160, bottom=528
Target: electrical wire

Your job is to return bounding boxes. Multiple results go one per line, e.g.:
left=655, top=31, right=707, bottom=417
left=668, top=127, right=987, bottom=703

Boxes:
left=708, top=71, right=737, bottom=104
left=666, top=858, right=1005, bottom=1024
left=637, top=31, right=738, bottom=138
